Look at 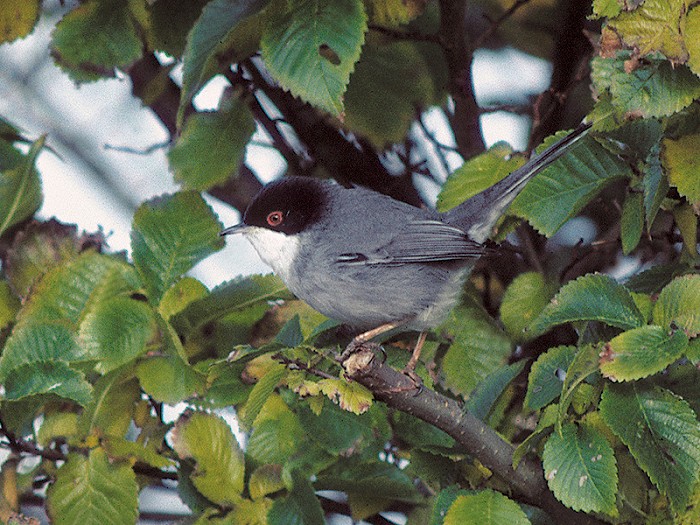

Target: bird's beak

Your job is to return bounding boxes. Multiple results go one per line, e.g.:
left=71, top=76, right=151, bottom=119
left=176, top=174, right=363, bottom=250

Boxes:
left=219, top=223, right=248, bottom=236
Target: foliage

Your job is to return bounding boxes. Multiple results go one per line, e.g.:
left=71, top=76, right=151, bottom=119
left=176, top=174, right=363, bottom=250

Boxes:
left=0, top=1, right=699, bottom=524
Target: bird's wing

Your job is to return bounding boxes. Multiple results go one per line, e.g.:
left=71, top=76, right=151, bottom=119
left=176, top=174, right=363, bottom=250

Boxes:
left=337, top=220, right=487, bottom=265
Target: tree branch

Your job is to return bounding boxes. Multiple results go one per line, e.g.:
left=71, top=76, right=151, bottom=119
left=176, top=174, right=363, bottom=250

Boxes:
left=438, top=0, right=485, bottom=159
left=342, top=347, right=605, bottom=525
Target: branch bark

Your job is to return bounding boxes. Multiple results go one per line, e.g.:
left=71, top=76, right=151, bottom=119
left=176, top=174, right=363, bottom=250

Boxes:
left=342, top=347, right=605, bottom=525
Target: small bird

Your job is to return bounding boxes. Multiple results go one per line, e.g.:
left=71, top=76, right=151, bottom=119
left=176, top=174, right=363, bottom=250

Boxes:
left=221, top=123, right=591, bottom=373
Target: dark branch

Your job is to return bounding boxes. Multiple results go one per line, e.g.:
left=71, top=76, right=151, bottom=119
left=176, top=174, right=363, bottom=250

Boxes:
left=342, top=347, right=605, bottom=525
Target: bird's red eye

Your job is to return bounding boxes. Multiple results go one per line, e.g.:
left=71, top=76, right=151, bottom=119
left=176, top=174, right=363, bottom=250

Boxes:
left=266, top=211, right=284, bottom=227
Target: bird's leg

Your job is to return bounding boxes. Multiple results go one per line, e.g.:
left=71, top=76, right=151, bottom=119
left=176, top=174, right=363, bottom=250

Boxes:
left=339, top=321, right=406, bottom=362
left=404, top=331, right=427, bottom=373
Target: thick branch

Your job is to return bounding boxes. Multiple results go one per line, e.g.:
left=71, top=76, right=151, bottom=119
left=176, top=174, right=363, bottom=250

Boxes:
left=439, top=0, right=485, bottom=159
left=342, top=347, right=604, bottom=525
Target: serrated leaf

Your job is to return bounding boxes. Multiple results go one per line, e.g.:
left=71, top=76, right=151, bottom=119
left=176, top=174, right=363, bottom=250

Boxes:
left=600, top=383, right=700, bottom=512
left=169, top=95, right=255, bottom=191
left=47, top=449, right=138, bottom=525
left=260, top=0, right=367, bottom=116
left=37, top=412, right=79, bottom=446
left=510, top=133, right=631, bottom=236
left=607, top=0, right=687, bottom=61
left=600, top=325, right=688, bottom=381
left=542, top=422, right=617, bottom=515
left=662, top=133, right=700, bottom=203
left=0, top=134, right=43, bottom=237
left=316, top=377, right=373, bottom=415
left=239, top=363, right=287, bottom=429
left=591, top=53, right=700, bottom=124
left=101, top=436, right=175, bottom=470
left=529, top=273, right=645, bottom=337
left=3, top=361, right=92, bottom=405
left=653, top=274, right=700, bottom=336
left=621, top=191, right=643, bottom=254
left=178, top=0, right=271, bottom=125
left=51, top=0, right=142, bottom=82
left=513, top=404, right=558, bottom=469
left=268, top=469, right=324, bottom=525
left=247, top=412, right=304, bottom=464
left=172, top=411, right=245, bottom=504
left=443, top=490, right=531, bottom=525
left=525, top=345, right=577, bottom=411
left=297, top=399, right=375, bottom=454
left=79, top=297, right=158, bottom=374
left=500, top=272, right=557, bottom=342
left=131, top=191, right=224, bottom=304
left=437, top=142, right=523, bottom=213
left=624, top=262, right=690, bottom=294
left=344, top=39, right=437, bottom=147
left=439, top=303, right=512, bottom=397
left=0, top=0, right=40, bottom=43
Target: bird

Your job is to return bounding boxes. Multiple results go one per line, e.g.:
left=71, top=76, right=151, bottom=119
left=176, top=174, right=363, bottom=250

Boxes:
left=221, top=123, right=592, bottom=374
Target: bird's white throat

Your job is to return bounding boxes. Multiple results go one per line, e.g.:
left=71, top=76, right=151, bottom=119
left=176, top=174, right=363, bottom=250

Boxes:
left=242, top=226, right=300, bottom=281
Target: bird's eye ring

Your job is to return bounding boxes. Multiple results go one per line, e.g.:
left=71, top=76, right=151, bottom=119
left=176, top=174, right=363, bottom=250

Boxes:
left=266, top=211, right=284, bottom=227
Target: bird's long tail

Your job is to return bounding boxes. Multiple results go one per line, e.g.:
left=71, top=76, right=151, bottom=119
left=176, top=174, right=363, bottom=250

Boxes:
left=444, top=122, right=592, bottom=243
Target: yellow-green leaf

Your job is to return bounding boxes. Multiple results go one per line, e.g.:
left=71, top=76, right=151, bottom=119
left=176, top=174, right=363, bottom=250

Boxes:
left=653, top=274, right=700, bottom=336
left=0, top=0, right=40, bottom=43
left=662, top=133, right=700, bottom=203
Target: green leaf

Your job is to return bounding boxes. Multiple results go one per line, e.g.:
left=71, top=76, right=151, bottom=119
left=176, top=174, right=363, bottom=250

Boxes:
left=159, top=276, right=209, bottom=320
left=268, top=469, right=324, bottom=525
left=47, top=449, right=138, bottom=525
left=145, top=0, right=209, bottom=58
left=51, top=0, right=142, bottom=82
left=600, top=325, right=688, bottom=381
left=172, top=411, right=245, bottom=504
left=542, top=422, right=617, bottom=515
left=0, top=0, right=41, bottom=43
left=249, top=464, right=284, bottom=500
left=499, top=272, right=557, bottom=342
left=591, top=52, right=700, bottom=124
left=365, top=0, right=425, bottom=26
left=512, top=404, right=558, bottom=469
left=600, top=383, right=700, bottom=512
left=247, top=412, right=305, bottom=465
left=525, top=345, right=577, bottom=411
left=687, top=5, right=700, bottom=76
left=643, top=141, right=668, bottom=228
left=344, top=39, right=437, bottom=147
left=131, top=191, right=224, bottom=304
left=510, top=133, right=631, bottom=236
left=261, top=0, right=367, bottom=116
left=0, top=134, right=43, bottom=237
left=437, top=142, right=524, bottom=213
left=439, top=303, right=512, bottom=397
left=621, top=191, right=643, bottom=254
left=239, top=363, right=287, bottom=430
left=529, top=273, right=645, bottom=337
left=653, top=274, right=700, bottom=336
left=607, top=0, right=687, bottom=61
left=79, top=297, right=158, bottom=374
left=673, top=202, right=698, bottom=257
left=624, top=262, right=691, bottom=294
left=3, top=361, right=92, bottom=405
left=170, top=273, right=290, bottom=338
left=443, top=490, right=531, bottom=525
left=169, top=95, right=255, bottom=191
left=591, top=0, right=622, bottom=19
left=465, top=361, right=526, bottom=421
left=37, top=411, right=79, bottom=446
left=178, top=0, right=271, bottom=124
left=297, top=400, right=375, bottom=455
left=78, top=373, right=140, bottom=438
left=136, top=355, right=204, bottom=404
left=315, top=460, right=420, bottom=503
left=0, top=280, right=20, bottom=330
left=0, top=323, right=85, bottom=381
left=557, top=345, right=600, bottom=428
left=662, top=133, right=700, bottom=203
